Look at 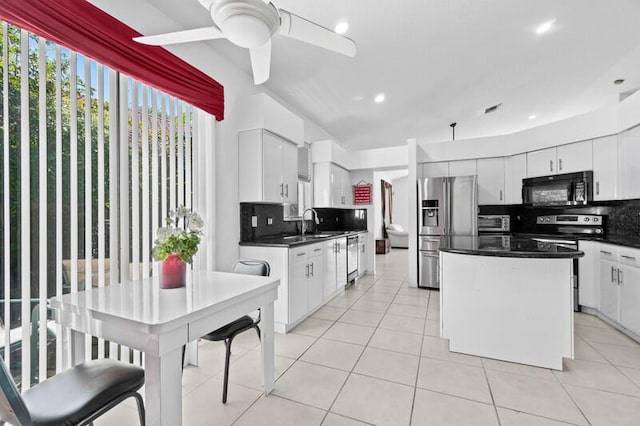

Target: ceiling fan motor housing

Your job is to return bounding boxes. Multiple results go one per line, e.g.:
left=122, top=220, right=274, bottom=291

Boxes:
left=211, top=0, right=280, bottom=48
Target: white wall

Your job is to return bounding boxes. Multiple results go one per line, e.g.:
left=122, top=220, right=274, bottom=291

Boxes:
left=391, top=176, right=409, bottom=231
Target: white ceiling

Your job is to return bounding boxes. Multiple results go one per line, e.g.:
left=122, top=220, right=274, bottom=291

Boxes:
left=96, top=0, right=640, bottom=150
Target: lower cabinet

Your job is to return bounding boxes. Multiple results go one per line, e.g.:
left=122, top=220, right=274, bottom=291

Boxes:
left=619, top=253, right=640, bottom=336
left=578, top=240, right=599, bottom=309
left=240, top=238, right=346, bottom=333
left=357, top=233, right=367, bottom=277
left=600, top=256, right=620, bottom=322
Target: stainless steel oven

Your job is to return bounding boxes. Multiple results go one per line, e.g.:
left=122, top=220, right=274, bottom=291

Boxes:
left=478, top=215, right=510, bottom=233
left=522, top=171, right=592, bottom=207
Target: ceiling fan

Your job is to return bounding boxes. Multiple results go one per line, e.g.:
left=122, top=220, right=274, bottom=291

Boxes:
left=134, top=0, right=357, bottom=85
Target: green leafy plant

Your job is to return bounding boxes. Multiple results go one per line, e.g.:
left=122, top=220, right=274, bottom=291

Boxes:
left=152, top=206, right=204, bottom=263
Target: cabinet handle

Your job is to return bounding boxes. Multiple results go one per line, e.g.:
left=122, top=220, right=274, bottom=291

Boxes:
left=559, top=158, right=562, bottom=171
left=596, top=181, right=600, bottom=195
left=314, top=248, right=322, bottom=253
left=550, top=160, right=553, bottom=172
left=310, top=262, right=314, bottom=277
left=305, top=264, right=309, bottom=278
left=285, top=183, right=289, bottom=198
left=600, top=250, right=612, bottom=255
left=618, top=268, right=623, bottom=285
left=499, top=189, right=503, bottom=201
left=611, top=266, right=617, bottom=284
left=297, top=252, right=306, bottom=257
left=280, top=183, right=284, bottom=198
left=621, top=255, right=636, bottom=261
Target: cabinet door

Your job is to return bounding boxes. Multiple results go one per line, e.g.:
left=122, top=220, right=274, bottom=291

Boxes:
left=357, top=241, right=366, bottom=277
left=527, top=147, right=556, bottom=177
left=620, top=263, right=640, bottom=335
left=323, top=240, right=338, bottom=299
left=336, top=238, right=347, bottom=287
left=578, top=241, right=600, bottom=309
left=289, top=256, right=309, bottom=324
left=556, top=140, right=592, bottom=174
left=477, top=157, right=505, bottom=205
left=448, top=159, right=477, bottom=177
left=505, top=154, right=527, bottom=204
left=600, top=258, right=620, bottom=322
left=340, top=167, right=351, bottom=205
left=422, top=162, right=449, bottom=178
left=593, top=135, right=618, bottom=201
left=619, top=125, right=640, bottom=199
left=282, top=141, right=299, bottom=205
left=262, top=132, right=284, bottom=202
left=330, top=165, right=343, bottom=206
left=313, top=163, right=332, bottom=207
left=308, top=253, right=324, bottom=310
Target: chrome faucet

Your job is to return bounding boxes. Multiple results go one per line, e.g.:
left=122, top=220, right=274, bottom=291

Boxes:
left=301, top=208, right=319, bottom=236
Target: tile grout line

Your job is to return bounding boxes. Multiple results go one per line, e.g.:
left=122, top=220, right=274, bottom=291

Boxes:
left=550, top=361, right=593, bottom=426
left=479, top=358, right=502, bottom=426
left=408, top=289, right=430, bottom=426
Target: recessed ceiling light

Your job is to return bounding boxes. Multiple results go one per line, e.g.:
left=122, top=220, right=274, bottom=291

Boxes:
left=351, top=95, right=364, bottom=101
left=529, top=115, right=537, bottom=120
left=614, top=79, right=625, bottom=85
left=334, top=21, right=349, bottom=34
left=536, top=19, right=555, bottom=35
left=374, top=93, right=385, bottom=103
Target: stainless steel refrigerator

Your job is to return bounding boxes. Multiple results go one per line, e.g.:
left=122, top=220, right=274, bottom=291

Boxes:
left=418, top=175, right=478, bottom=289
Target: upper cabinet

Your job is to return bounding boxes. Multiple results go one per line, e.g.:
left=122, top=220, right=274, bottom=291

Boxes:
left=448, top=159, right=477, bottom=177
left=314, top=162, right=351, bottom=207
left=239, top=129, right=299, bottom=212
left=422, top=161, right=449, bottom=178
left=526, top=141, right=592, bottom=177
left=593, top=135, right=618, bottom=201
left=505, top=154, right=527, bottom=204
left=477, top=157, right=505, bottom=205
left=619, top=125, right=640, bottom=199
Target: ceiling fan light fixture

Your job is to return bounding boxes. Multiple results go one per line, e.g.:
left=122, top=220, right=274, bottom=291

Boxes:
left=374, top=93, right=385, bottom=103
left=211, top=0, right=279, bottom=48
left=535, top=19, right=555, bottom=35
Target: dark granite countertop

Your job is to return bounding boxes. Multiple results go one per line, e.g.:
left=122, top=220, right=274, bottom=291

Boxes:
left=439, top=235, right=584, bottom=259
left=511, top=233, right=640, bottom=250
left=239, top=230, right=367, bottom=248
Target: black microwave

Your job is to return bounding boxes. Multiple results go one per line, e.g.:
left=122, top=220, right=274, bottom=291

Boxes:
left=522, top=171, right=593, bottom=207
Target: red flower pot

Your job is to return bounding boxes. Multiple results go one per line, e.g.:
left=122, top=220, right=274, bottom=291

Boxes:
left=161, top=253, right=187, bottom=289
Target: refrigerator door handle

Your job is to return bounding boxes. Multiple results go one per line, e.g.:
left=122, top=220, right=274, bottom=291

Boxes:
left=442, top=178, right=449, bottom=235
left=471, top=175, right=479, bottom=236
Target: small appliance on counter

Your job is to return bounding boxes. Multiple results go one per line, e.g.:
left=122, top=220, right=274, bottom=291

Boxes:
left=418, top=175, right=478, bottom=289
left=478, top=214, right=511, bottom=233
left=522, top=171, right=593, bottom=207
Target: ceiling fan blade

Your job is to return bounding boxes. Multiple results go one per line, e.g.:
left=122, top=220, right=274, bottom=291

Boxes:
left=133, top=26, right=224, bottom=46
left=249, top=40, right=271, bottom=85
left=278, top=9, right=356, bottom=57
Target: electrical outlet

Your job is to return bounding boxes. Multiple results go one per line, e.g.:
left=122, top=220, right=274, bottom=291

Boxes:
left=267, top=217, right=273, bottom=225
left=319, top=217, right=324, bottom=223
left=251, top=215, right=258, bottom=228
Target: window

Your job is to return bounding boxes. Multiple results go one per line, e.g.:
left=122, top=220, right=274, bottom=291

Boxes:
left=0, top=21, right=206, bottom=390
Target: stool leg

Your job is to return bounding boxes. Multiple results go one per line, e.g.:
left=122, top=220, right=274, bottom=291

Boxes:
left=222, top=339, right=232, bottom=404
left=133, top=392, right=146, bottom=426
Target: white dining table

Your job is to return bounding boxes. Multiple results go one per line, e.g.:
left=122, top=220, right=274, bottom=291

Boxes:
left=49, top=270, right=279, bottom=426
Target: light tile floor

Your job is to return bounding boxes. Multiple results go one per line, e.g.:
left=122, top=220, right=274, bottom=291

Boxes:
left=97, top=249, right=640, bottom=425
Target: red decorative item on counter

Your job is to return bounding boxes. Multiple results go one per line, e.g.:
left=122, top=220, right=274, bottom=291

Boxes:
left=161, top=254, right=187, bottom=289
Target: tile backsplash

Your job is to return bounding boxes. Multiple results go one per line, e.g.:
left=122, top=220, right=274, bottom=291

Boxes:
left=240, top=203, right=367, bottom=242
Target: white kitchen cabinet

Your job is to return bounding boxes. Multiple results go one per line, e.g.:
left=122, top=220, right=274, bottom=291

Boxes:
left=357, top=233, right=367, bottom=277
left=422, top=162, right=449, bottom=178
left=578, top=240, right=600, bottom=309
left=618, top=125, right=640, bottom=199
left=527, top=141, right=592, bottom=177
left=477, top=157, right=505, bottom=205
left=239, top=129, right=299, bottom=212
left=504, top=154, right=527, bottom=204
left=556, top=140, right=592, bottom=174
left=600, top=251, right=620, bottom=322
left=336, top=238, right=347, bottom=288
left=323, top=240, right=338, bottom=299
left=307, top=246, right=325, bottom=311
left=527, top=147, right=557, bottom=177
left=593, top=135, right=618, bottom=201
left=314, top=162, right=351, bottom=207
left=618, top=247, right=640, bottom=336
left=448, top=159, right=477, bottom=177
left=290, top=247, right=311, bottom=324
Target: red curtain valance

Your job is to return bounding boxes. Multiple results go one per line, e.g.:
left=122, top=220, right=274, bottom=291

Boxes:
left=0, top=0, right=224, bottom=120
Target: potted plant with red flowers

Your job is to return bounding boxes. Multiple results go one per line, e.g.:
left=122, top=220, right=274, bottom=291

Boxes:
left=153, top=206, right=203, bottom=289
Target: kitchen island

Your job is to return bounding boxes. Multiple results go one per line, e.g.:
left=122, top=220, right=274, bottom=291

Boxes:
left=439, top=235, right=583, bottom=370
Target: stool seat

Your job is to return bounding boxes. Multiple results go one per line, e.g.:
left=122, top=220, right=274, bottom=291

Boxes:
left=22, top=359, right=144, bottom=426
left=203, top=315, right=255, bottom=342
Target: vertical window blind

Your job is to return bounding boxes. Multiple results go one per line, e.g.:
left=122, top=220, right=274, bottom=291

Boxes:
left=0, top=21, right=214, bottom=390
